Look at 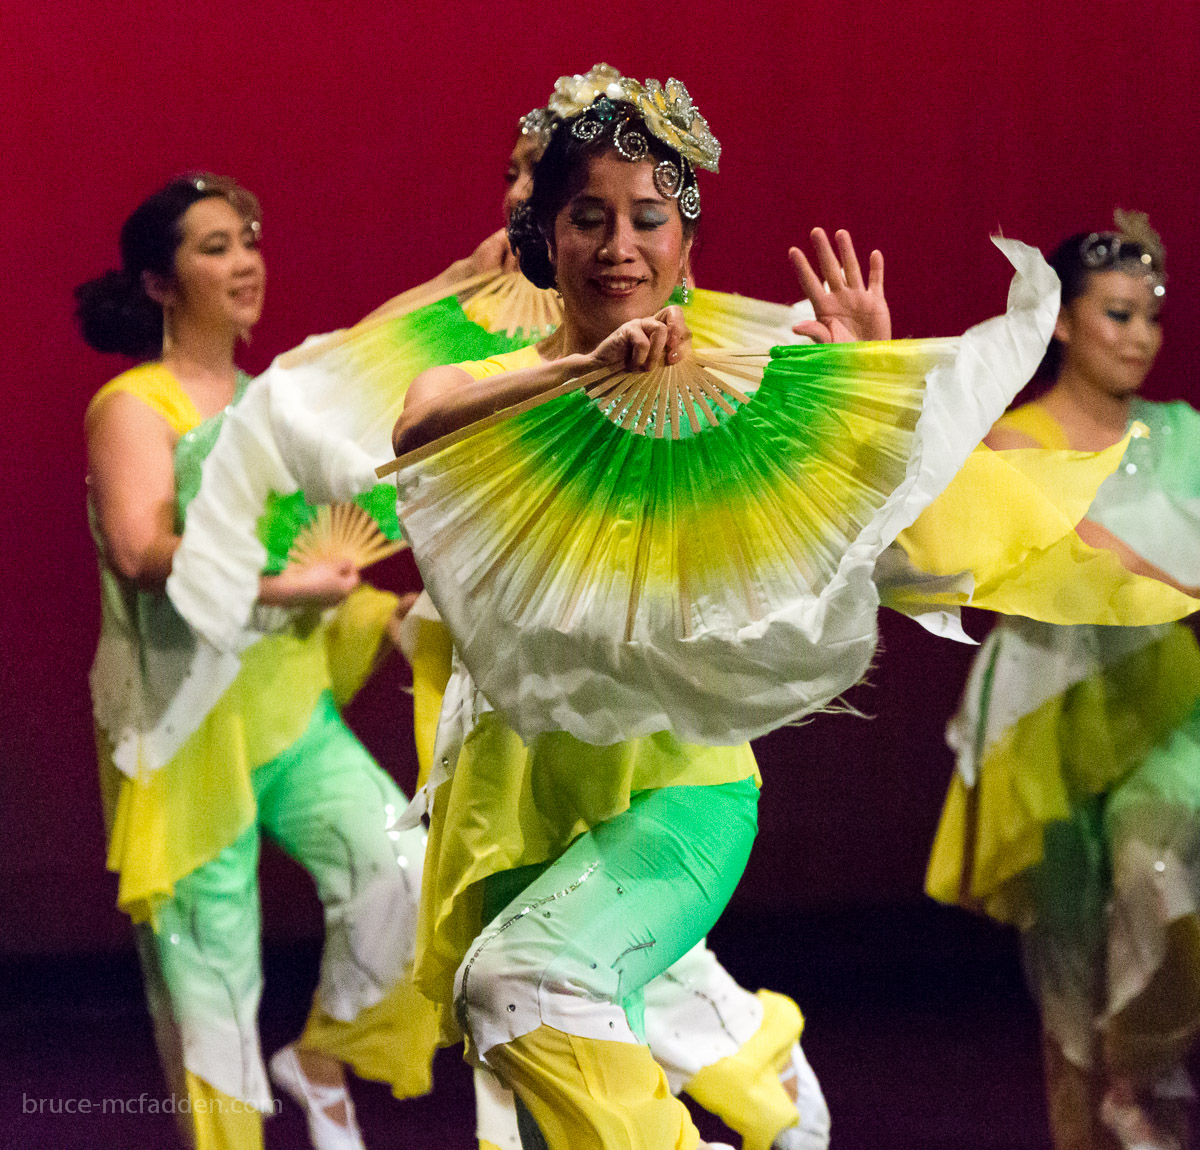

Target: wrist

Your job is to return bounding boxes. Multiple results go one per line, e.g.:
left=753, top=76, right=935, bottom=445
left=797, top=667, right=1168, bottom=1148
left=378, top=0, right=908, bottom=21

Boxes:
left=556, top=352, right=593, bottom=378
left=257, top=570, right=290, bottom=605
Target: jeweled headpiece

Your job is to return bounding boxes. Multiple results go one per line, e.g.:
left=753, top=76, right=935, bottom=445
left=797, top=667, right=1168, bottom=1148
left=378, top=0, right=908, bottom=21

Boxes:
left=539, top=63, right=720, bottom=221
left=518, top=107, right=555, bottom=153
left=1080, top=208, right=1165, bottom=297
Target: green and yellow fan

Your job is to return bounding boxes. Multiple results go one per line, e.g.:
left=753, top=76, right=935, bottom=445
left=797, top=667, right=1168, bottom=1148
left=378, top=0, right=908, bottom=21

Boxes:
left=379, top=239, right=1061, bottom=746
left=257, top=485, right=406, bottom=575
left=674, top=286, right=805, bottom=349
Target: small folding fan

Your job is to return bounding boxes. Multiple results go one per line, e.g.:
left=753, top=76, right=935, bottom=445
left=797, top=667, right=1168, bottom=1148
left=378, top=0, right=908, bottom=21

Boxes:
left=378, top=239, right=1060, bottom=747
left=253, top=482, right=403, bottom=571
left=287, top=501, right=405, bottom=570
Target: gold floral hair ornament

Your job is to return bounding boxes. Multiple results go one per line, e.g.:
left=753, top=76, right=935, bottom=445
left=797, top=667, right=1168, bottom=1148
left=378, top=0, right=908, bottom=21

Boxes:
left=1080, top=208, right=1165, bottom=297
left=539, top=64, right=720, bottom=222
left=546, top=63, right=721, bottom=172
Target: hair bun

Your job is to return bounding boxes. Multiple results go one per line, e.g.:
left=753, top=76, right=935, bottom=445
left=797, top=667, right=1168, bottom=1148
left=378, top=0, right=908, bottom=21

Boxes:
left=508, top=202, right=556, bottom=291
left=74, top=268, right=163, bottom=357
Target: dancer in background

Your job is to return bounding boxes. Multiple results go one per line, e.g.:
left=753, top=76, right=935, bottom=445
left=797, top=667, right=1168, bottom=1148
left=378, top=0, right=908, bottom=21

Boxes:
left=79, top=173, right=435, bottom=1150
left=927, top=213, right=1200, bottom=1150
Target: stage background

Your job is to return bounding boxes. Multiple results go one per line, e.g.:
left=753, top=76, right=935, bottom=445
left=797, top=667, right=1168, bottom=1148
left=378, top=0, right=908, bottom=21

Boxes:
left=2, top=0, right=1197, bottom=953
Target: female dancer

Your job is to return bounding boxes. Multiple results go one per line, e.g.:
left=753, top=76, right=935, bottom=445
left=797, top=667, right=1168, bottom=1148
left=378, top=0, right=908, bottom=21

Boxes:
left=926, top=214, right=1200, bottom=1150
left=80, top=174, right=435, bottom=1150
left=390, top=78, right=895, bottom=1150
left=442, top=90, right=829, bottom=1150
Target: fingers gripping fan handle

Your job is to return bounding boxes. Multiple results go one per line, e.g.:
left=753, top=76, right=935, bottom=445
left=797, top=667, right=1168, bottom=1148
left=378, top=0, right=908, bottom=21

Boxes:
left=394, top=242, right=1056, bottom=746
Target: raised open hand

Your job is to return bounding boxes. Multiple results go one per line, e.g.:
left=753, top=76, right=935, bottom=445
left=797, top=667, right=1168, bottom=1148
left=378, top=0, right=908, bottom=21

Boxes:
left=789, top=228, right=891, bottom=343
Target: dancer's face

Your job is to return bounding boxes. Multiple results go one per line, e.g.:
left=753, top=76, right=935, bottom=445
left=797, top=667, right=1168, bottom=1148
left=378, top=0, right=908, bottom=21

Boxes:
left=156, top=197, right=266, bottom=337
left=549, top=151, right=691, bottom=344
left=503, top=134, right=542, bottom=221
left=1056, top=270, right=1162, bottom=398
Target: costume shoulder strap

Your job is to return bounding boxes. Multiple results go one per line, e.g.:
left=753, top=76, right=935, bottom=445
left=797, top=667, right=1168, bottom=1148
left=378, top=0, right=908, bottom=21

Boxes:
left=455, top=344, right=542, bottom=382
left=994, top=401, right=1068, bottom=449
left=86, top=362, right=202, bottom=437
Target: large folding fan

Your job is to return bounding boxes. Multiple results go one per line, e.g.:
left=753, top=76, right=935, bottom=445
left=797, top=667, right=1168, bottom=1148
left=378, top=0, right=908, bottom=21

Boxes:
left=378, top=239, right=1062, bottom=747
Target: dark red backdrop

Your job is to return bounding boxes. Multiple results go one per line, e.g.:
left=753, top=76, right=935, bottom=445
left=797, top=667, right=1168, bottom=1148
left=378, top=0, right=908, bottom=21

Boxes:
left=3, top=1, right=1198, bottom=953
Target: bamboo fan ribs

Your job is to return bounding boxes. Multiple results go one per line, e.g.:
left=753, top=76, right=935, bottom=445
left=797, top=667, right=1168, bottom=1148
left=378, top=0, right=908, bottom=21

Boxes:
left=583, top=349, right=771, bottom=437
left=383, top=341, right=949, bottom=654
left=287, top=502, right=404, bottom=570
left=459, top=273, right=563, bottom=341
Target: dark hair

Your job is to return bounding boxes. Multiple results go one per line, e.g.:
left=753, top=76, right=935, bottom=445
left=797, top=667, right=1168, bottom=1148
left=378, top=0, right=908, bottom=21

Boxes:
left=508, top=103, right=699, bottom=290
left=74, top=173, right=261, bottom=358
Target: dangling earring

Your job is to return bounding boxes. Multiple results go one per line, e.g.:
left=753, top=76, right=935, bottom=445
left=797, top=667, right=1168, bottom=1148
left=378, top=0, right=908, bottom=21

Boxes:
left=678, top=274, right=691, bottom=306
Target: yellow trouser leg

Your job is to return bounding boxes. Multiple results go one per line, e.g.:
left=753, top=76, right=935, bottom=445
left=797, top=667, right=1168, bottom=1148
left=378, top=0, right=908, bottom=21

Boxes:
left=298, top=975, right=440, bottom=1100
left=185, top=1070, right=264, bottom=1150
left=485, top=1025, right=700, bottom=1150
left=686, top=990, right=803, bottom=1150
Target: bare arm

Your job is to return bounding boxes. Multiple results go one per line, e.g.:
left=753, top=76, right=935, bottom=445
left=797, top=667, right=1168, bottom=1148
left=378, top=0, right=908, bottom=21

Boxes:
left=1075, top=518, right=1200, bottom=597
left=393, top=358, right=590, bottom=456
left=392, top=309, right=692, bottom=456
left=88, top=391, right=359, bottom=604
left=87, top=391, right=181, bottom=589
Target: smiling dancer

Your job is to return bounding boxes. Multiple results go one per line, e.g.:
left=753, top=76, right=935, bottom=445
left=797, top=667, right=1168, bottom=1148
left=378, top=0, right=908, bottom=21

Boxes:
left=429, top=77, right=828, bottom=1150
left=928, top=214, right=1200, bottom=1150
left=80, top=174, right=435, bottom=1150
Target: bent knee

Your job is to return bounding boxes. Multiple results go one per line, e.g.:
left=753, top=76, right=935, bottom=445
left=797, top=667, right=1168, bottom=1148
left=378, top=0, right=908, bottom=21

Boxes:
left=456, top=927, right=639, bottom=1058
left=455, top=930, right=548, bottom=1055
